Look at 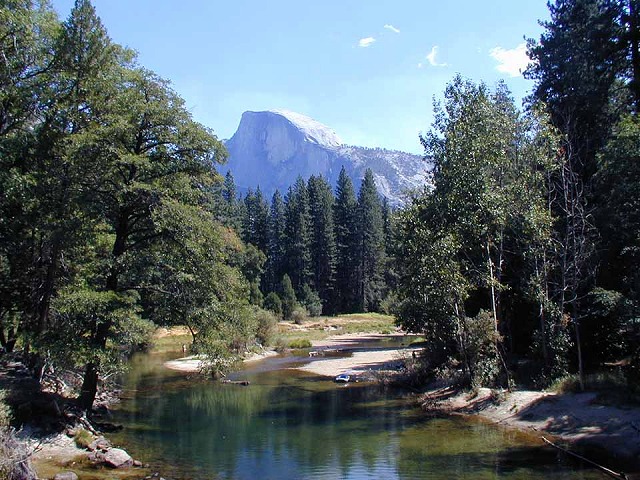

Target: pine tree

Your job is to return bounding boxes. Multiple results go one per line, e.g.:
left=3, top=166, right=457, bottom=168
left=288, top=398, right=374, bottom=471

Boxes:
left=355, top=169, right=385, bottom=312
left=284, top=177, right=312, bottom=296
left=307, top=175, right=337, bottom=314
left=333, top=166, right=359, bottom=313
left=219, top=171, right=242, bottom=231
left=264, top=190, right=287, bottom=293
left=280, top=274, right=297, bottom=321
left=241, top=187, right=269, bottom=252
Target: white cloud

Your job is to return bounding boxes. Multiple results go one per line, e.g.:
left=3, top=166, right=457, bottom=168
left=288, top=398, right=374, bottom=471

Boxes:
left=384, top=24, right=400, bottom=34
left=358, top=37, right=376, bottom=48
left=426, top=46, right=447, bottom=67
left=489, top=43, right=530, bottom=77
left=417, top=62, right=423, bottom=69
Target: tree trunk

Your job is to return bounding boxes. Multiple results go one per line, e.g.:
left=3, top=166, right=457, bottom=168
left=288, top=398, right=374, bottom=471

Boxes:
left=78, top=210, right=129, bottom=410
left=78, top=362, right=99, bottom=410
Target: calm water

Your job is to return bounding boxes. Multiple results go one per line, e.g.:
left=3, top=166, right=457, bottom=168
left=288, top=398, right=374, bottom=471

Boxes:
left=110, top=348, right=602, bottom=480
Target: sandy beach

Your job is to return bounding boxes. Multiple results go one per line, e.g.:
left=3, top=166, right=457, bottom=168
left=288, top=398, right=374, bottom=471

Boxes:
left=294, top=333, right=421, bottom=377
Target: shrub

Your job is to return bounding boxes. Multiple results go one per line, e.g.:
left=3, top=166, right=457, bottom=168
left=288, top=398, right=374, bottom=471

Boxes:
left=290, top=307, right=309, bottom=325
left=288, top=339, right=312, bottom=349
left=255, top=309, right=278, bottom=346
left=273, top=337, right=288, bottom=353
left=460, top=310, right=502, bottom=388
left=74, top=428, right=94, bottom=449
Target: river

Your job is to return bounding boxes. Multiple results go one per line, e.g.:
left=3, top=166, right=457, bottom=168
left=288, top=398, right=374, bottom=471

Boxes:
left=104, top=344, right=603, bottom=480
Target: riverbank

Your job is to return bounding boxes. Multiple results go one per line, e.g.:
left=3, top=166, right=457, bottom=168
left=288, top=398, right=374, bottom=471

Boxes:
left=295, top=333, right=420, bottom=377
left=419, top=385, right=640, bottom=474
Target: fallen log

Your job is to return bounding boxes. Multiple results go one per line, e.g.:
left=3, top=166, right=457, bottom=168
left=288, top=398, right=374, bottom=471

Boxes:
left=220, top=380, right=250, bottom=386
left=541, top=436, right=628, bottom=479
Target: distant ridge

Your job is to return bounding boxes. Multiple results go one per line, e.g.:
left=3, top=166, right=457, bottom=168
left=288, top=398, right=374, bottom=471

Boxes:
left=222, top=110, right=430, bottom=206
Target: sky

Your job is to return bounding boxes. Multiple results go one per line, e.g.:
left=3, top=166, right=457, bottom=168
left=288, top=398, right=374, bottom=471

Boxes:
left=49, top=0, right=551, bottom=155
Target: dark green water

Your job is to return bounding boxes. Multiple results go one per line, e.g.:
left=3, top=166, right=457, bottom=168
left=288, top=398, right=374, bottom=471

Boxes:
left=111, top=349, right=602, bottom=480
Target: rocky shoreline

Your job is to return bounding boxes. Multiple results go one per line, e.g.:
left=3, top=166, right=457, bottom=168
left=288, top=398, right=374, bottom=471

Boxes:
left=5, top=334, right=640, bottom=479
left=418, top=385, right=640, bottom=476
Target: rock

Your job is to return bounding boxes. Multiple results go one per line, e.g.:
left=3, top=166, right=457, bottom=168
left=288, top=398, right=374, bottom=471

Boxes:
left=223, top=110, right=430, bottom=207
left=54, top=472, right=79, bottom=480
left=133, top=460, right=143, bottom=467
left=87, top=451, right=103, bottom=463
left=87, top=436, right=111, bottom=451
left=102, top=448, right=133, bottom=468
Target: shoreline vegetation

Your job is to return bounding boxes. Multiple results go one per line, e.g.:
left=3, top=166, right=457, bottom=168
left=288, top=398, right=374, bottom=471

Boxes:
left=0, top=314, right=636, bottom=478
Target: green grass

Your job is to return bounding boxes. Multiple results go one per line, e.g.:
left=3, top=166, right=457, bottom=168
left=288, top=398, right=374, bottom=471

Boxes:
left=151, top=333, right=192, bottom=354
left=74, top=428, right=93, bottom=448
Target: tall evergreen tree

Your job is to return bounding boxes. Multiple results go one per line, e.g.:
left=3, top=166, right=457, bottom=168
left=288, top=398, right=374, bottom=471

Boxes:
left=307, top=175, right=337, bottom=313
left=333, top=166, right=359, bottom=313
left=219, top=171, right=242, bottom=231
left=264, top=190, right=286, bottom=293
left=355, top=169, right=385, bottom=312
left=284, top=177, right=312, bottom=296
left=241, top=187, right=269, bottom=252
left=526, top=0, right=625, bottom=179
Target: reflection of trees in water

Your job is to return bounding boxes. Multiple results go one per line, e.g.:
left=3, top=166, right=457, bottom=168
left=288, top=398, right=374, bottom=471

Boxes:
left=395, top=417, right=602, bottom=479
left=116, top=373, right=413, bottom=478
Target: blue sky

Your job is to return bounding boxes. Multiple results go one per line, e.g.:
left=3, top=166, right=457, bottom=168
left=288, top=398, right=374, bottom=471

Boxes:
left=50, top=1, right=550, bottom=154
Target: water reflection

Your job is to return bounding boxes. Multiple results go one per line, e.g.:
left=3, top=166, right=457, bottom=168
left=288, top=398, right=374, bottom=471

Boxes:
left=111, top=353, right=601, bottom=480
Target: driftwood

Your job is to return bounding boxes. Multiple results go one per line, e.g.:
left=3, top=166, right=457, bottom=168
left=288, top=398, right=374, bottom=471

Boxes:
left=541, top=436, right=628, bottom=479
left=220, top=380, right=250, bottom=386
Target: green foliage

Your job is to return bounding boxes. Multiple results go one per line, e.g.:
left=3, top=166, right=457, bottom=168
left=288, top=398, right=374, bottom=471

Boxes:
left=307, top=175, right=337, bottom=312
left=355, top=169, right=385, bottom=312
left=290, top=306, right=309, bottom=325
left=254, top=309, right=278, bottom=346
left=333, top=167, right=359, bottom=313
left=280, top=274, right=297, bottom=321
left=284, top=177, right=312, bottom=295
left=263, top=292, right=283, bottom=317
left=461, top=311, right=502, bottom=387
left=288, top=338, right=312, bottom=349
left=74, top=428, right=93, bottom=448
left=300, top=284, right=322, bottom=317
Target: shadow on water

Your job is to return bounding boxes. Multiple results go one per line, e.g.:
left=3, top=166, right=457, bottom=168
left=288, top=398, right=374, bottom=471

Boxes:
left=109, top=351, right=606, bottom=480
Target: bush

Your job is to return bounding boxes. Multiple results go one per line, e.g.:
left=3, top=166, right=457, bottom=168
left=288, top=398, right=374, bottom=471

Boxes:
left=460, top=310, right=502, bottom=388
left=288, top=339, right=312, bottom=349
left=263, top=292, right=283, bottom=318
left=273, top=337, right=288, bottom=353
left=255, top=309, right=278, bottom=346
left=290, top=307, right=309, bottom=325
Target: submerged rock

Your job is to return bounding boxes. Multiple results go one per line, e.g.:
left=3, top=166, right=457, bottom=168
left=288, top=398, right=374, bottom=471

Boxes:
left=53, top=472, right=79, bottom=480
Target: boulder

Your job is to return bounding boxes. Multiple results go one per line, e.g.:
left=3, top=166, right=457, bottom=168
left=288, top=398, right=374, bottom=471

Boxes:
left=87, top=436, right=111, bottom=451
left=54, top=472, right=79, bottom=480
left=102, top=448, right=133, bottom=468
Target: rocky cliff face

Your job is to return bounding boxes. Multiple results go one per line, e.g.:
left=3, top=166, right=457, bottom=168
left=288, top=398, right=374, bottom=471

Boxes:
left=222, top=110, right=430, bottom=206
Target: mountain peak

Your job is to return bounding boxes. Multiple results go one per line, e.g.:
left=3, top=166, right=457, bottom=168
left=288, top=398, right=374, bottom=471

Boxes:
left=223, top=110, right=429, bottom=206
left=265, top=109, right=343, bottom=148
